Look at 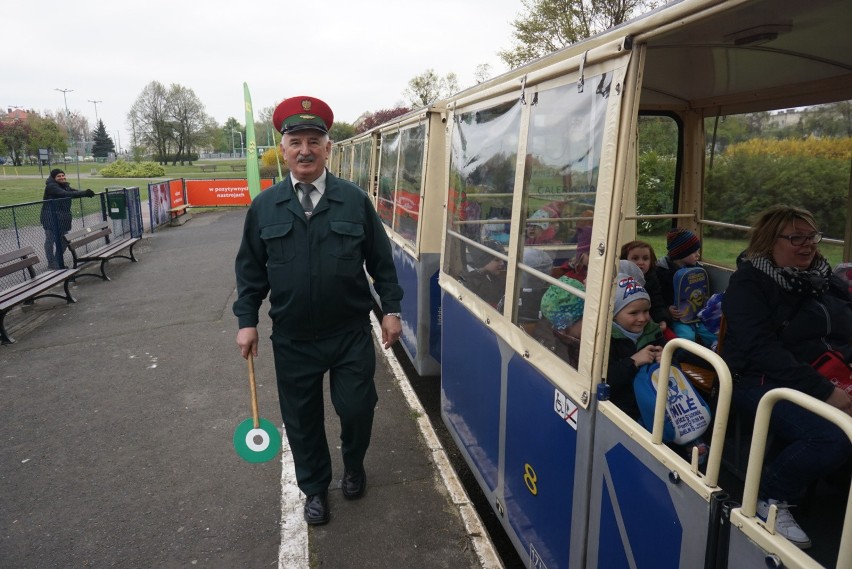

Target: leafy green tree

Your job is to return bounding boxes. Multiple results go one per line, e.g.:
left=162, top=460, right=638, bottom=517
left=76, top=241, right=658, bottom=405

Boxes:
left=90, top=119, right=116, bottom=157
left=253, top=105, right=277, bottom=149
left=637, top=152, right=676, bottom=233
left=638, top=115, right=678, bottom=156
left=404, top=69, right=459, bottom=107
left=26, top=113, right=67, bottom=160
left=0, top=120, right=33, bottom=166
left=329, top=122, right=356, bottom=143
left=705, top=114, right=750, bottom=156
left=499, top=0, right=659, bottom=68
left=704, top=152, right=849, bottom=237
left=222, top=117, right=244, bottom=155
left=801, top=101, right=852, bottom=137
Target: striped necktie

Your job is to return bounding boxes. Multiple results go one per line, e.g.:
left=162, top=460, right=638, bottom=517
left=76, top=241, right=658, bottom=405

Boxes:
left=298, top=183, right=316, bottom=217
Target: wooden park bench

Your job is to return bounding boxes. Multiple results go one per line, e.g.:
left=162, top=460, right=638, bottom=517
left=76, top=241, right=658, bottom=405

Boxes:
left=64, top=221, right=141, bottom=281
left=0, top=246, right=80, bottom=344
left=168, top=203, right=192, bottom=226
left=199, top=164, right=216, bottom=172
left=230, top=164, right=246, bottom=172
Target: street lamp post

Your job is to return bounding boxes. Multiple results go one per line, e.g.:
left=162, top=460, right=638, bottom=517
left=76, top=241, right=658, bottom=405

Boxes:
left=228, top=128, right=244, bottom=158
left=88, top=99, right=102, bottom=124
left=55, top=88, right=81, bottom=188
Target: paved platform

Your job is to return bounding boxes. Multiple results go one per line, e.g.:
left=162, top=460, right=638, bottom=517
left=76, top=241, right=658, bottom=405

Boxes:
left=0, top=207, right=502, bottom=568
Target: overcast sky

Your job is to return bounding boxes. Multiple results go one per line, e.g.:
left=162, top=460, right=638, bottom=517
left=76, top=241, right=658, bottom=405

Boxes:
left=5, top=0, right=523, bottom=151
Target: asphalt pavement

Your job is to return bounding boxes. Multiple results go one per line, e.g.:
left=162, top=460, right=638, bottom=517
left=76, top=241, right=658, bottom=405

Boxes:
left=0, top=207, right=502, bottom=569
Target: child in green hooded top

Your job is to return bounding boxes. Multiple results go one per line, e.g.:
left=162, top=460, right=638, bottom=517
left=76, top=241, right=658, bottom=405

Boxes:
left=608, top=270, right=709, bottom=463
left=607, top=272, right=665, bottom=420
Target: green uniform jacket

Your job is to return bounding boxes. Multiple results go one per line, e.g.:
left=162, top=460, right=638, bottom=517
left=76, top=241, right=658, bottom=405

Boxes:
left=233, top=172, right=403, bottom=340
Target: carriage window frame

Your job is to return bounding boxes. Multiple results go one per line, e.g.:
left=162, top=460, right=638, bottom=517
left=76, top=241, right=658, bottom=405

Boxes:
left=443, top=96, right=523, bottom=309
left=511, top=73, right=613, bottom=369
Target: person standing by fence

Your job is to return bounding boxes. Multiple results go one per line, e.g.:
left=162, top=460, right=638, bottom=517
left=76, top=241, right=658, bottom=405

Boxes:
left=39, top=169, right=95, bottom=269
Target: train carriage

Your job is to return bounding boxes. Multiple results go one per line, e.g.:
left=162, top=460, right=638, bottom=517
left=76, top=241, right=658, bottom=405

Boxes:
left=335, top=1, right=852, bottom=567
left=334, top=110, right=447, bottom=376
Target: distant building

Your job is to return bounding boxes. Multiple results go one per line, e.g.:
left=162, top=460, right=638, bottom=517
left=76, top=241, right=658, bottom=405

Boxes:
left=1, top=108, right=30, bottom=122
left=768, top=108, right=803, bottom=129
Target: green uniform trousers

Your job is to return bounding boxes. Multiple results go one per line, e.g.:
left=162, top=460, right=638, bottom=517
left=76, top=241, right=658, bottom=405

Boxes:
left=271, top=325, right=377, bottom=496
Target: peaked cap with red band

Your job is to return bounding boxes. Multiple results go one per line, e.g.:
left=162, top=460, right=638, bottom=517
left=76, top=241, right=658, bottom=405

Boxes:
left=272, top=96, right=334, bottom=134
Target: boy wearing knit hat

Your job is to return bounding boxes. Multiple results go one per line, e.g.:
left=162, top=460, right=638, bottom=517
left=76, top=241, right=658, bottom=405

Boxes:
left=607, top=273, right=710, bottom=464
left=607, top=274, right=664, bottom=420
left=655, top=227, right=717, bottom=348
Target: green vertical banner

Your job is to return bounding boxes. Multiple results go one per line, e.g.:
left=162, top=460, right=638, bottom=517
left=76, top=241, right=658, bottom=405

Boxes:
left=243, top=82, right=261, bottom=200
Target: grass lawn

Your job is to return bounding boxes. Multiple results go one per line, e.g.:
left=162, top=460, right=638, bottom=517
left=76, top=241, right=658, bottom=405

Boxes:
left=0, top=159, right=261, bottom=207
left=643, top=233, right=844, bottom=269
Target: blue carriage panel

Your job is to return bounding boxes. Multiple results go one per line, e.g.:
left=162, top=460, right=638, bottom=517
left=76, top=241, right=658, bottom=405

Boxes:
left=600, top=444, right=681, bottom=569
left=393, top=244, right=419, bottom=359
left=428, top=268, right=441, bottom=363
left=440, top=293, right=502, bottom=491
left=390, top=244, right=441, bottom=376
left=504, top=355, right=578, bottom=569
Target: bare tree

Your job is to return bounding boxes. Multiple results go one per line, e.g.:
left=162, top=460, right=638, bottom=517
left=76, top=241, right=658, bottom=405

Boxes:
left=167, top=84, right=213, bottom=165
left=128, top=81, right=171, bottom=163
left=128, top=81, right=213, bottom=164
left=474, top=64, right=493, bottom=84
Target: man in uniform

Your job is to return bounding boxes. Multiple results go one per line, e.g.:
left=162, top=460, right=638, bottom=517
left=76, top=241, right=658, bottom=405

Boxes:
left=233, top=95, right=403, bottom=525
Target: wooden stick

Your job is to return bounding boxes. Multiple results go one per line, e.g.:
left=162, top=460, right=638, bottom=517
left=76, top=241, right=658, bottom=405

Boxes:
left=247, top=353, right=260, bottom=429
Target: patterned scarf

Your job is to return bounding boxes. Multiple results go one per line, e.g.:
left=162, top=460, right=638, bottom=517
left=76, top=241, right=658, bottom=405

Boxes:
left=750, top=255, right=831, bottom=297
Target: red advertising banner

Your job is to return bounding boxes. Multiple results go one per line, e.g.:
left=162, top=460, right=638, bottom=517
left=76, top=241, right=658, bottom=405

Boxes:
left=169, top=179, right=185, bottom=208
left=185, top=178, right=275, bottom=206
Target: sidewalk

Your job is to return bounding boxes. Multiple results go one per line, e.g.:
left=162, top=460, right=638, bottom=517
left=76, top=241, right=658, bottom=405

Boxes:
left=0, top=207, right=501, bottom=568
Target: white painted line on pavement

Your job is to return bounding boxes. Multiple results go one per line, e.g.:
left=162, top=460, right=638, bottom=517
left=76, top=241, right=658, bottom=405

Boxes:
left=278, top=437, right=309, bottom=569
left=370, top=313, right=505, bottom=569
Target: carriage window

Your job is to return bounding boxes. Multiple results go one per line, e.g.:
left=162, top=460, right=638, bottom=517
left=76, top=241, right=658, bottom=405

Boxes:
left=353, top=140, right=372, bottom=193
left=635, top=115, right=679, bottom=256
left=340, top=145, right=352, bottom=180
left=515, top=76, right=610, bottom=367
left=703, top=102, right=851, bottom=267
left=445, top=99, right=521, bottom=307
left=393, top=125, right=425, bottom=245
left=377, top=131, right=400, bottom=226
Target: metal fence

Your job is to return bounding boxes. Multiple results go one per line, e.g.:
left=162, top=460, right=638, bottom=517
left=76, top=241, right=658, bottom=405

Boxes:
left=0, top=187, right=142, bottom=290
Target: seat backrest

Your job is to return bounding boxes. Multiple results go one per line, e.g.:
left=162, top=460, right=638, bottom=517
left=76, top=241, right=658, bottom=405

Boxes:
left=679, top=314, right=727, bottom=396
left=0, top=247, right=39, bottom=280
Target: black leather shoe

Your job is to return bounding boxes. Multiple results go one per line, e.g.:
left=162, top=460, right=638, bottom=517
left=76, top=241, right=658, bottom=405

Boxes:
left=342, top=469, right=366, bottom=500
left=303, top=491, right=330, bottom=525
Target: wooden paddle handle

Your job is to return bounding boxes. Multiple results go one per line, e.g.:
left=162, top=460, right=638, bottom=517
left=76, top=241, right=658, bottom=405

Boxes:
left=247, top=353, right=260, bottom=429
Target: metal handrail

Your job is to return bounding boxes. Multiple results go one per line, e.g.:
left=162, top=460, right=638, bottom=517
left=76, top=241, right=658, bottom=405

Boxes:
left=653, top=338, right=732, bottom=487
left=738, top=388, right=852, bottom=565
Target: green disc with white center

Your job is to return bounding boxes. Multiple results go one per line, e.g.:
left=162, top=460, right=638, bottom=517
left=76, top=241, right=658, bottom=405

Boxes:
left=233, top=417, right=281, bottom=463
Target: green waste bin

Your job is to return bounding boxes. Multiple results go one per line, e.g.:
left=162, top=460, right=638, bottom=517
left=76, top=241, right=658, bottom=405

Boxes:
left=106, top=192, right=127, bottom=220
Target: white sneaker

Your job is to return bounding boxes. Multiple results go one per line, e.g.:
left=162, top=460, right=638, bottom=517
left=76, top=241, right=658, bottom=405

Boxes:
left=756, top=499, right=812, bottom=549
